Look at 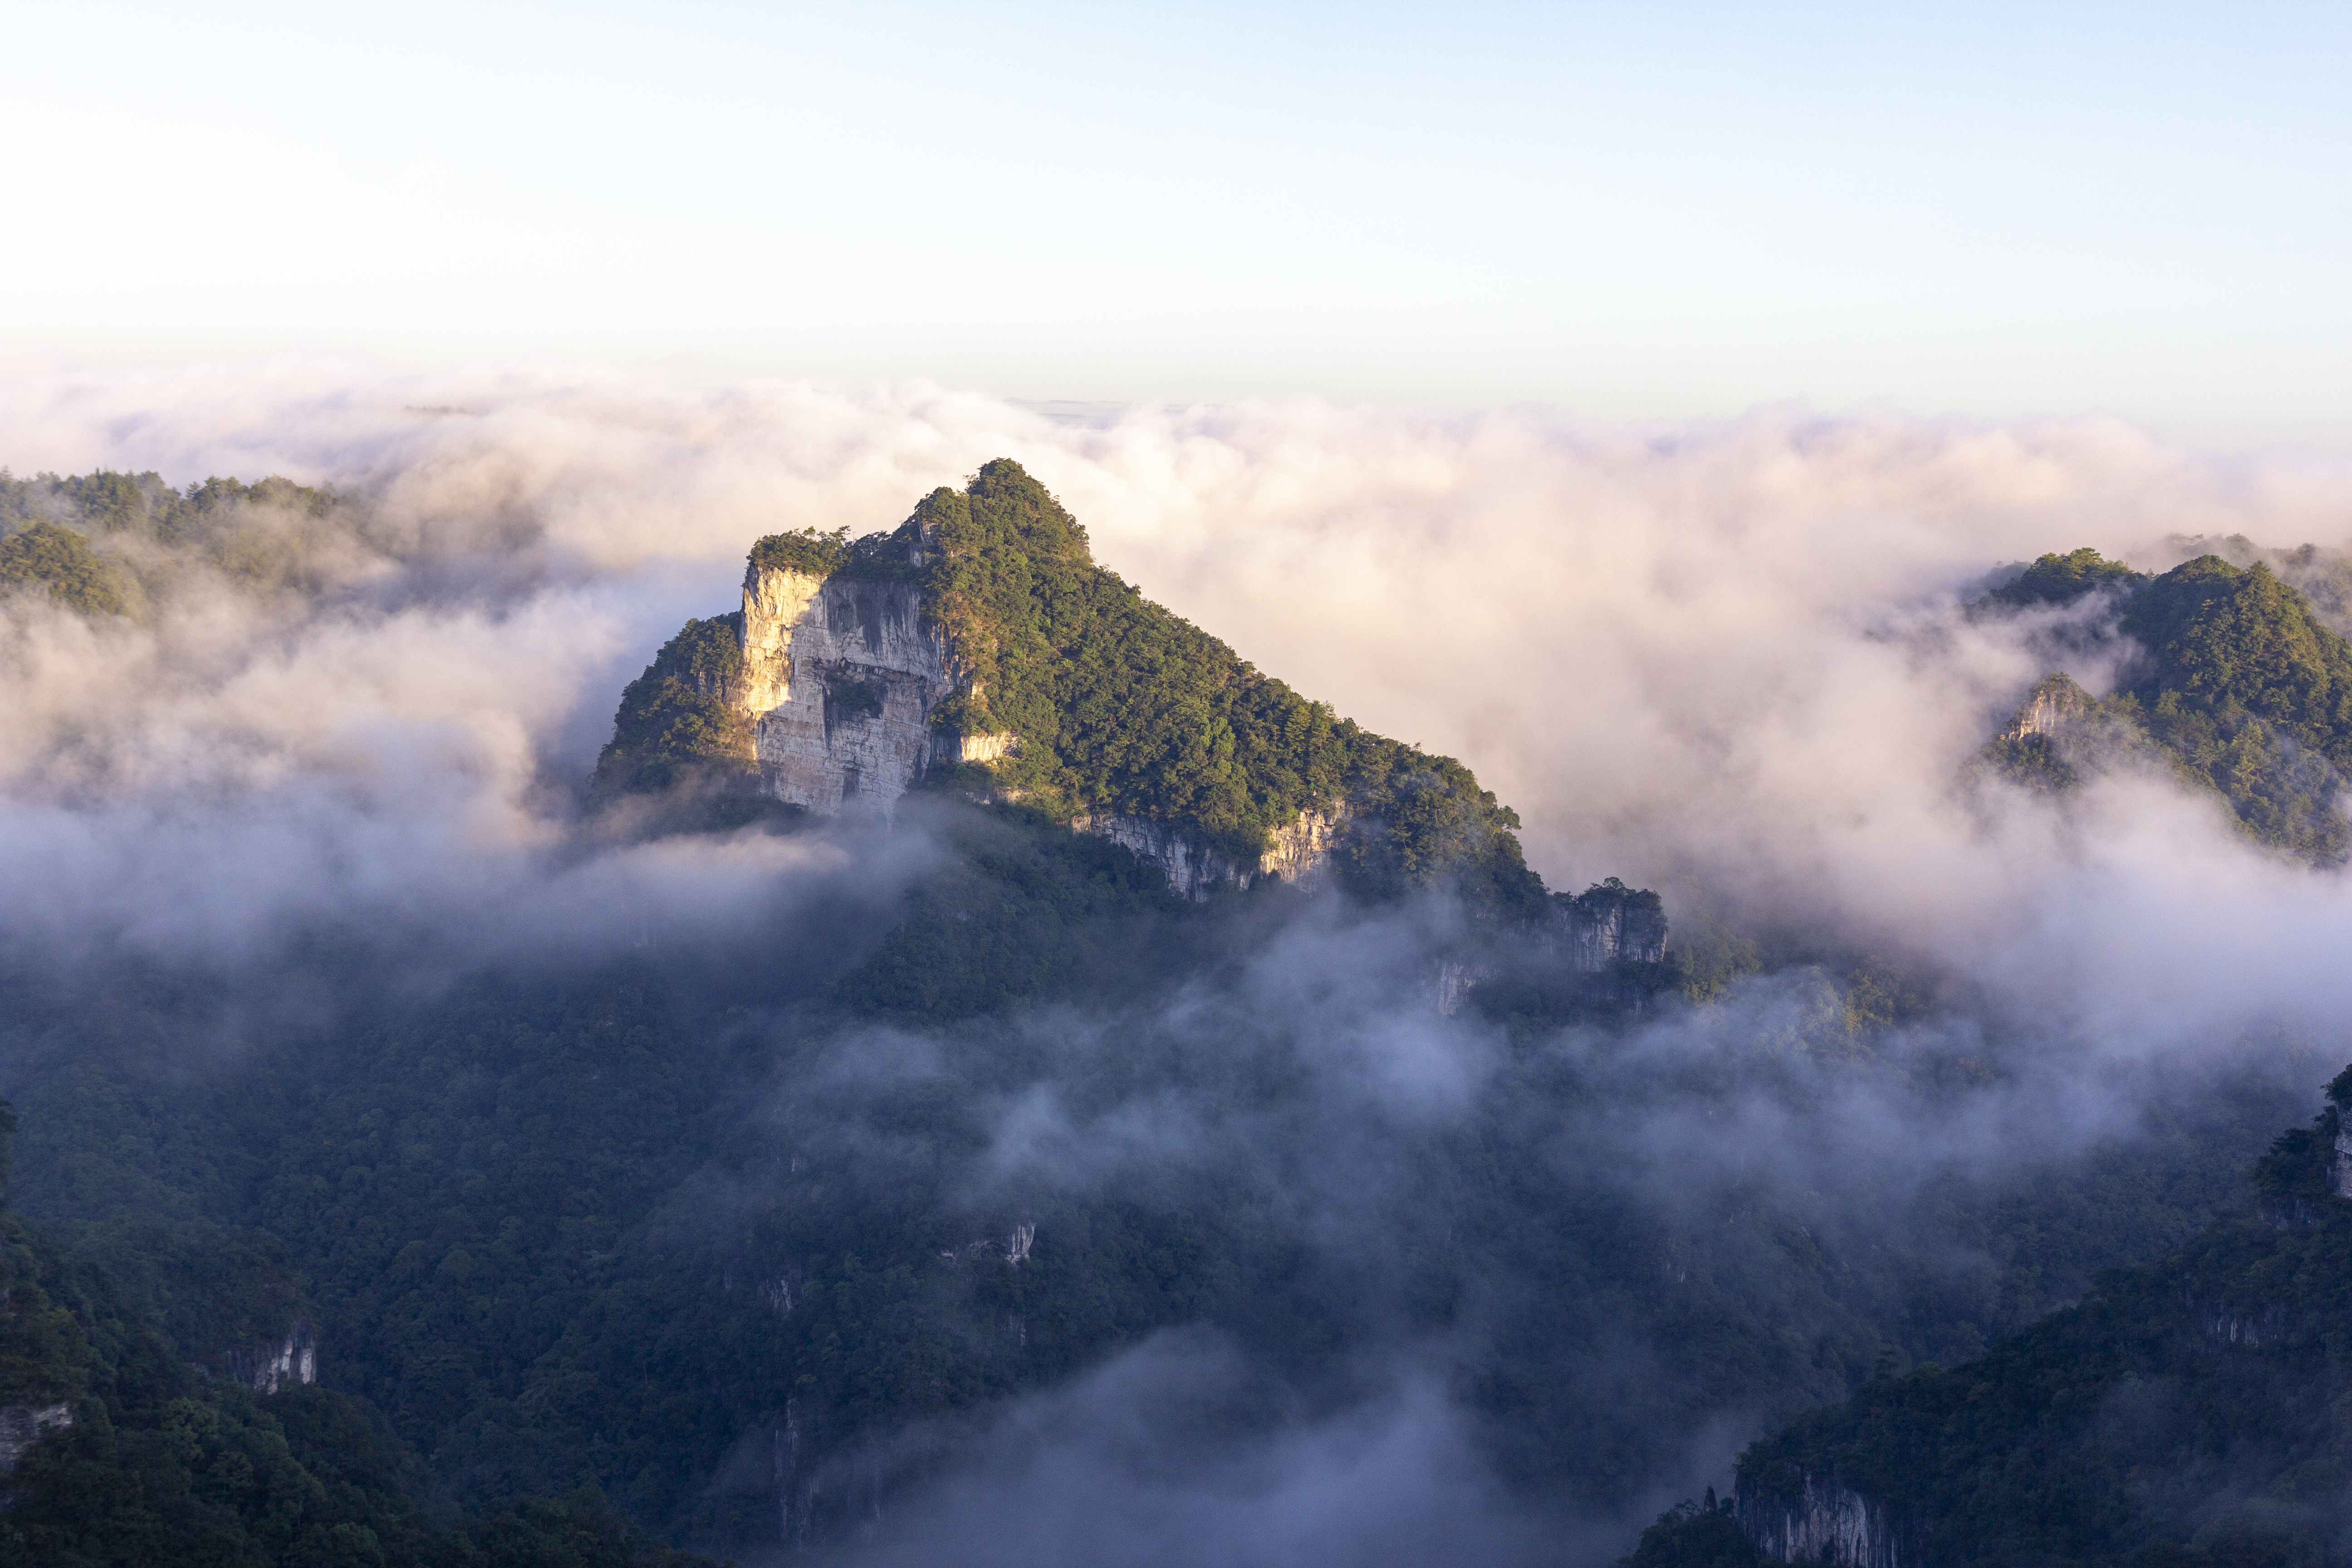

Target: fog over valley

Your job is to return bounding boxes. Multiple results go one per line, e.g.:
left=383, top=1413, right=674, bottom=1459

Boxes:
left=5, top=366, right=2352, bottom=1566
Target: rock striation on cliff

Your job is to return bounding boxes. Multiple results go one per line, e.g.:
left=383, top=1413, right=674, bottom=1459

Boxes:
left=738, top=564, right=953, bottom=816
left=1552, top=877, right=1668, bottom=966
left=1738, top=1473, right=1913, bottom=1568
left=216, top=1320, right=318, bottom=1393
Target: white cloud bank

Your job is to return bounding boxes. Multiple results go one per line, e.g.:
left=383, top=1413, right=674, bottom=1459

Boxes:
left=5, top=363, right=2352, bottom=1052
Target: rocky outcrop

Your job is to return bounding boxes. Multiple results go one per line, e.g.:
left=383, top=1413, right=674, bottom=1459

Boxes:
left=934, top=730, right=1017, bottom=766
left=734, top=564, right=955, bottom=817
left=1434, top=959, right=1494, bottom=1017
left=2003, top=672, right=2094, bottom=740
left=1071, top=806, right=1350, bottom=900
left=2204, top=1302, right=2286, bottom=1347
left=1070, top=814, right=1235, bottom=898
left=1740, top=1474, right=1912, bottom=1568
left=1553, top=878, right=1668, bottom=967
left=2329, top=1112, right=2352, bottom=1199
left=218, top=1322, right=317, bottom=1392
left=0, top=1402, right=70, bottom=1471
left=1257, top=808, right=1350, bottom=892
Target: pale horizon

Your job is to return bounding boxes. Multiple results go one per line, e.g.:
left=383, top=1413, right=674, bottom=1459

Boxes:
left=5, top=0, right=2347, bottom=454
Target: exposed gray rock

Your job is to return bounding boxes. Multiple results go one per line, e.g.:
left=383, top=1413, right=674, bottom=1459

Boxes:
left=220, top=1321, right=317, bottom=1392
left=1553, top=879, right=1668, bottom=967
left=2205, top=1302, right=2286, bottom=1347
left=1070, top=808, right=1349, bottom=900
left=737, top=564, right=953, bottom=817
left=1740, top=1474, right=1911, bottom=1568
left=2003, top=672, right=2095, bottom=740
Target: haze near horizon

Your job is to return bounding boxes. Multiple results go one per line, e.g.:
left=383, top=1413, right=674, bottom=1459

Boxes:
left=4, top=0, right=2347, bottom=450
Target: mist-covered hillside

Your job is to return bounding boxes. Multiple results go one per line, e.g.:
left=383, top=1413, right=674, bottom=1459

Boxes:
left=1627, top=1066, right=2352, bottom=1568
left=7, top=381, right=2352, bottom=1567
left=1980, top=548, right=2352, bottom=864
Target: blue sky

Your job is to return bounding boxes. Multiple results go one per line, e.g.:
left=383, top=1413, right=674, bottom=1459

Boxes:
left=5, top=1, right=2346, bottom=446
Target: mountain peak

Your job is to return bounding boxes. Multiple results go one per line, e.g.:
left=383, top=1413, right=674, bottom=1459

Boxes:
left=594, top=462, right=1574, bottom=919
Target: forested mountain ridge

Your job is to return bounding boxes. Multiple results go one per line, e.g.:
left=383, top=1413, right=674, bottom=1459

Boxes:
left=1625, top=1068, right=2352, bottom=1568
left=1980, top=549, right=2352, bottom=863
left=594, top=460, right=1558, bottom=916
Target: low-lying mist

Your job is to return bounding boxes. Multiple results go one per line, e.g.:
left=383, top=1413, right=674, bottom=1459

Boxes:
left=5, top=364, right=2351, bottom=1563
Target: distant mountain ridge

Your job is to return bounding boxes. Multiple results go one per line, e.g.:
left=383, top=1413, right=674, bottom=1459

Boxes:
left=1980, top=549, right=2352, bottom=864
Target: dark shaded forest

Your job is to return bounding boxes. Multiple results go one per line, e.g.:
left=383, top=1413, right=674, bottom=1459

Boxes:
left=1628, top=1068, right=2352, bottom=1568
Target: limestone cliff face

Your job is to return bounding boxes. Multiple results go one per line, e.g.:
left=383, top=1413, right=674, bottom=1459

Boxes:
left=2003, top=671, right=2094, bottom=740
left=733, top=563, right=956, bottom=817
left=1552, top=879, right=1668, bottom=967
left=219, top=1322, right=317, bottom=1393
left=1257, top=808, right=1350, bottom=890
left=1740, top=1474, right=1912, bottom=1568
left=1069, top=805, right=1350, bottom=899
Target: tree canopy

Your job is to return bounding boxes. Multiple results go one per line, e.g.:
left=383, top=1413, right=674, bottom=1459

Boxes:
left=1986, top=546, right=2148, bottom=609
left=0, top=520, right=124, bottom=616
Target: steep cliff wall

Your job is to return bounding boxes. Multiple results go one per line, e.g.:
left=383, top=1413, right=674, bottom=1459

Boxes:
left=1739, top=1474, right=1913, bottom=1568
left=2001, top=672, right=2094, bottom=740
left=734, top=563, right=953, bottom=816
left=1553, top=878, right=1668, bottom=966
left=1069, top=805, right=1350, bottom=898
left=218, top=1320, right=318, bottom=1393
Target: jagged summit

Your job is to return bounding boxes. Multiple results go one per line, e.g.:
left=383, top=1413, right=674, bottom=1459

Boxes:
left=593, top=461, right=1662, bottom=951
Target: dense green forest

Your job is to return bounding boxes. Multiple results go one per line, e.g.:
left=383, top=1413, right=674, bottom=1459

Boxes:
left=1980, top=549, right=2352, bottom=863
left=0, top=1100, right=722, bottom=1568
left=590, top=615, right=760, bottom=803
left=1627, top=1068, right=2352, bottom=1568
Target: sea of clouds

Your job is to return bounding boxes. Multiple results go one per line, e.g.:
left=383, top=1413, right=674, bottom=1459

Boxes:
left=8, top=363, right=2352, bottom=1562
left=6, top=363, right=2352, bottom=1043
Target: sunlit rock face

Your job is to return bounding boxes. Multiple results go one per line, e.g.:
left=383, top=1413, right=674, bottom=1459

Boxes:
left=735, top=563, right=954, bottom=818
left=1739, top=1474, right=1911, bottom=1568
left=1256, top=807, right=1349, bottom=892
left=1070, top=806, right=1350, bottom=900
left=2003, top=671, right=2094, bottom=740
